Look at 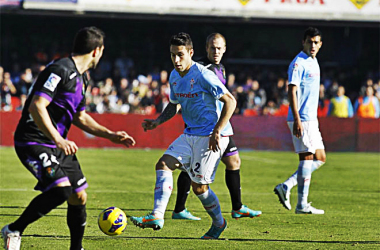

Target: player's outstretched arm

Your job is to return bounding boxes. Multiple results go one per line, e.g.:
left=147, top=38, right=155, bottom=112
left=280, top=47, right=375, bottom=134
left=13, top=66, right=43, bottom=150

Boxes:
left=209, top=92, right=236, bottom=152
left=288, top=84, right=303, bottom=138
left=73, top=110, right=136, bottom=147
left=29, top=95, right=78, bottom=155
left=142, top=103, right=180, bottom=131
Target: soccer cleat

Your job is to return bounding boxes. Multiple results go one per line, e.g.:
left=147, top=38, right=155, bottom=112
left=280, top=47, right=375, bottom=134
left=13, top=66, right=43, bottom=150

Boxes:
left=296, top=203, right=324, bottom=214
left=172, top=209, right=201, bottom=221
left=130, top=214, right=164, bottom=231
left=231, top=205, right=262, bottom=219
left=201, top=219, right=227, bottom=239
left=274, top=183, right=291, bottom=210
left=1, top=225, right=21, bottom=250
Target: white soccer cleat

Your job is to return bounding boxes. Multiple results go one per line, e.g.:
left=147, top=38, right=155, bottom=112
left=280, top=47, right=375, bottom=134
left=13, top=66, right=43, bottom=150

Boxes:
left=274, top=183, right=291, bottom=210
left=295, top=203, right=325, bottom=215
left=1, top=225, right=21, bottom=250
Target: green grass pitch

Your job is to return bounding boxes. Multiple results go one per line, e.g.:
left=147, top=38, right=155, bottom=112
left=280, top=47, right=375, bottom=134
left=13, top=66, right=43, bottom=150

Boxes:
left=1, top=147, right=379, bottom=249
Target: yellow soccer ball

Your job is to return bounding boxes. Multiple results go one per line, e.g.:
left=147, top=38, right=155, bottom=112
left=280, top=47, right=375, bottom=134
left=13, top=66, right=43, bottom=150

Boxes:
left=98, top=207, right=127, bottom=236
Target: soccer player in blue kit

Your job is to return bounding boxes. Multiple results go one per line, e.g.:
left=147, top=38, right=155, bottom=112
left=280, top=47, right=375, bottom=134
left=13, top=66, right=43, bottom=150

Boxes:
left=130, top=32, right=236, bottom=239
left=1, top=27, right=136, bottom=250
left=172, top=33, right=261, bottom=221
left=274, top=27, right=326, bottom=214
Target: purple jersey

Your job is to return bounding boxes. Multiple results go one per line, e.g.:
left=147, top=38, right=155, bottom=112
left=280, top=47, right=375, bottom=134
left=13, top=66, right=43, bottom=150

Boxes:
left=14, top=57, right=88, bottom=147
left=197, top=57, right=226, bottom=85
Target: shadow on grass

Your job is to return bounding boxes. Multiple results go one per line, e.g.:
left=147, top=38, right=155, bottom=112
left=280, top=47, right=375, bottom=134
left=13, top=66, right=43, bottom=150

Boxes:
left=20, top=234, right=380, bottom=245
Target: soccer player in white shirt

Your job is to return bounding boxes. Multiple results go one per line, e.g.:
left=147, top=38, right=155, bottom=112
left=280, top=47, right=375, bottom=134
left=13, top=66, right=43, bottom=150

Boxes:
left=130, top=32, right=236, bottom=239
left=274, top=27, right=326, bottom=214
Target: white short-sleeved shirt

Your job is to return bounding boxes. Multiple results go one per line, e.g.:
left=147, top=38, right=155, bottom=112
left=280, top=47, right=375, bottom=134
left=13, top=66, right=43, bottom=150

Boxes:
left=287, top=51, right=321, bottom=122
left=169, top=62, right=233, bottom=136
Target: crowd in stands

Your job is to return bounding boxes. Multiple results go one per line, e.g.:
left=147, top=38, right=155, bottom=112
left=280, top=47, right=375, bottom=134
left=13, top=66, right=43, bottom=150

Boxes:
left=1, top=58, right=380, bottom=119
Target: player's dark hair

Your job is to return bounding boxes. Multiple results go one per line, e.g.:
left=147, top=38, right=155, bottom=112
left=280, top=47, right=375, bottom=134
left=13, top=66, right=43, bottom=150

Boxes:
left=303, top=27, right=322, bottom=41
left=72, top=26, right=105, bottom=55
left=170, top=32, right=193, bottom=50
left=206, top=33, right=226, bottom=47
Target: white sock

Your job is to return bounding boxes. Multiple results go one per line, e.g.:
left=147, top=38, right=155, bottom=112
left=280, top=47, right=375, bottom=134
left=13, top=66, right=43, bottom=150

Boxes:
left=197, top=188, right=224, bottom=227
left=152, top=170, right=173, bottom=219
left=297, top=160, right=313, bottom=209
left=284, top=160, right=325, bottom=190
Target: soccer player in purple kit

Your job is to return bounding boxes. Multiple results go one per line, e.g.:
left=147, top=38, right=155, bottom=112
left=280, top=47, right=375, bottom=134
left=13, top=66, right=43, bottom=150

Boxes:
left=172, top=33, right=261, bottom=221
left=1, top=27, right=136, bottom=250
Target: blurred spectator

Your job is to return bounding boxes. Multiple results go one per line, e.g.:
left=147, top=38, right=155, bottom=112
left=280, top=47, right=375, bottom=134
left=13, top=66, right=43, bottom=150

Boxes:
left=359, top=78, right=374, bottom=97
left=226, top=73, right=237, bottom=92
left=114, top=50, right=135, bottom=79
left=327, top=86, right=354, bottom=118
left=326, top=80, right=339, bottom=99
left=235, top=85, right=247, bottom=115
left=250, top=79, right=267, bottom=108
left=262, top=100, right=278, bottom=116
left=272, top=77, right=288, bottom=105
left=318, top=84, right=329, bottom=117
left=354, top=86, right=380, bottom=118
left=1, top=71, right=17, bottom=111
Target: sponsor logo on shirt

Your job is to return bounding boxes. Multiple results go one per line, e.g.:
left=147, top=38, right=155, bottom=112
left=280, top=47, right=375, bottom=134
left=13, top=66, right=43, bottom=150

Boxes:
left=175, top=93, right=199, bottom=98
left=43, top=73, right=61, bottom=92
left=307, top=73, right=320, bottom=78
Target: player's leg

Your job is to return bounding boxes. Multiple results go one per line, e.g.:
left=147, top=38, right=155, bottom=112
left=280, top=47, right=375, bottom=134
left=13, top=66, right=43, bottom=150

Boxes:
left=275, top=121, right=324, bottom=211
left=131, top=135, right=190, bottom=230
left=2, top=146, right=72, bottom=250
left=295, top=121, right=325, bottom=214
left=222, top=138, right=261, bottom=219
left=63, top=154, right=89, bottom=250
left=192, top=183, right=226, bottom=239
left=222, top=138, right=243, bottom=211
left=67, top=191, right=87, bottom=250
left=189, top=136, right=229, bottom=239
left=130, top=154, right=180, bottom=230
left=172, top=171, right=201, bottom=220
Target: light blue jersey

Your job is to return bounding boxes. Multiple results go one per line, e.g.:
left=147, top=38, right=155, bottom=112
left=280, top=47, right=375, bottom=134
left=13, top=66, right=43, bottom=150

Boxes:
left=169, top=62, right=233, bottom=136
left=287, top=51, right=321, bottom=122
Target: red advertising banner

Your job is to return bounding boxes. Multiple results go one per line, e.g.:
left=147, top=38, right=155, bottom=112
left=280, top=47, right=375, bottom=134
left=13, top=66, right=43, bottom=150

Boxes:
left=0, top=111, right=379, bottom=152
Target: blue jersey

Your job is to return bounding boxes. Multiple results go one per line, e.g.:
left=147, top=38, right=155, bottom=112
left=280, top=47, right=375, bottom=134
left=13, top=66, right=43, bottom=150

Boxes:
left=287, top=51, right=321, bottom=122
left=169, top=62, right=233, bottom=136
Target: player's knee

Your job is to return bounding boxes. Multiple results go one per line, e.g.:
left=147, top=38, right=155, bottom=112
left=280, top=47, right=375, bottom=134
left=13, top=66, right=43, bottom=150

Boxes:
left=191, top=183, right=208, bottom=195
left=155, top=160, right=167, bottom=170
left=68, top=190, right=87, bottom=205
left=223, top=155, right=240, bottom=171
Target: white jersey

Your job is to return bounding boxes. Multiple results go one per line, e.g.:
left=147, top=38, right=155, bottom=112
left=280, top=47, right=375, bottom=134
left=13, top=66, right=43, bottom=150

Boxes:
left=169, top=62, right=233, bottom=136
left=287, top=51, right=321, bottom=122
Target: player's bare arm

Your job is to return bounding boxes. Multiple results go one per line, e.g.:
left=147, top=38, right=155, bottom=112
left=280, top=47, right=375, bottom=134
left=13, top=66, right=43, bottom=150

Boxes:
left=288, top=84, right=303, bottom=138
left=73, top=110, right=135, bottom=147
left=209, top=92, right=236, bottom=152
left=142, top=103, right=181, bottom=131
left=29, top=95, right=78, bottom=155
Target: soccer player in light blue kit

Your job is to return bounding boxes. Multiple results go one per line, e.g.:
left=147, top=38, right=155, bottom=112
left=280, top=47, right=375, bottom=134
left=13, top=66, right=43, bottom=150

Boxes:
left=130, top=32, right=236, bottom=239
left=274, top=27, right=326, bottom=214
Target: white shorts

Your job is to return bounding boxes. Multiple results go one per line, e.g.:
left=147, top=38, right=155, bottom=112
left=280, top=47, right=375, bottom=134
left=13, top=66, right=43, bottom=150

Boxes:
left=164, top=134, right=229, bottom=184
left=287, top=120, right=325, bottom=154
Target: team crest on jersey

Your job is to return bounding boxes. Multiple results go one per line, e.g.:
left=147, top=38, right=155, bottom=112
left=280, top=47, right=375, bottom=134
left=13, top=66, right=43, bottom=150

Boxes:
left=293, top=63, right=299, bottom=72
left=44, top=73, right=61, bottom=92
left=46, top=167, right=55, bottom=177
left=173, top=82, right=177, bottom=86
left=238, top=0, right=250, bottom=6
left=349, top=0, right=370, bottom=9
left=190, top=79, right=194, bottom=90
